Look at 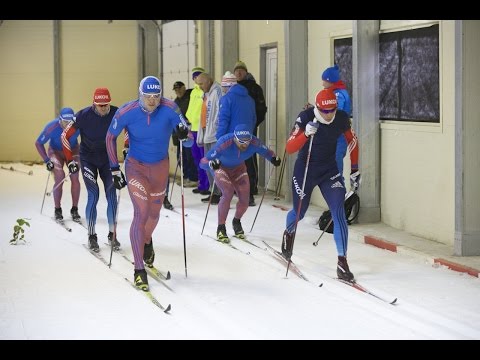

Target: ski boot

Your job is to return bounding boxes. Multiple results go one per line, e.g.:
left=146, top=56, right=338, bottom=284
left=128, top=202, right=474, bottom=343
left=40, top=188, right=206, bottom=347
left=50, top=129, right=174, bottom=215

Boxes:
left=163, top=197, right=174, bottom=210
left=217, top=224, right=230, bottom=244
left=88, top=234, right=100, bottom=252
left=143, top=239, right=155, bottom=267
left=70, top=206, right=81, bottom=222
left=54, top=207, right=63, bottom=221
left=107, top=232, right=121, bottom=251
left=337, top=256, right=355, bottom=282
left=134, top=269, right=149, bottom=291
left=232, top=217, right=245, bottom=239
left=281, top=230, right=294, bottom=260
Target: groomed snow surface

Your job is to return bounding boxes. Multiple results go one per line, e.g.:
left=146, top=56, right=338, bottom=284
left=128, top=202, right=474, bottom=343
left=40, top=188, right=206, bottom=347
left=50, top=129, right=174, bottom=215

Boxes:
left=1, top=163, right=479, bottom=339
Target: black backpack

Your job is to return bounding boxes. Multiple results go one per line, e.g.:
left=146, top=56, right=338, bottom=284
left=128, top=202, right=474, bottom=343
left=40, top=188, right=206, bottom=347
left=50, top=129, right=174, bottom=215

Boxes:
left=319, top=192, right=360, bottom=233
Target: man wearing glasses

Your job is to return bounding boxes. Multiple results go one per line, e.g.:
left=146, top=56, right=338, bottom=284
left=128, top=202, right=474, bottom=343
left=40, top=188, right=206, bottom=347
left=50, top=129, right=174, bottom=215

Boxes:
left=281, top=88, right=360, bottom=282
left=62, top=87, right=121, bottom=252
left=35, top=107, right=81, bottom=223
left=200, top=124, right=281, bottom=243
left=105, top=76, right=192, bottom=291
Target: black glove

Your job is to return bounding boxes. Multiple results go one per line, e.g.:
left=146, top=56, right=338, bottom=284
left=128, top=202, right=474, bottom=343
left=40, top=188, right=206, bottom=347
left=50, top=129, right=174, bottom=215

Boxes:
left=175, top=123, right=189, bottom=141
left=46, top=160, right=54, bottom=172
left=111, top=167, right=127, bottom=190
left=270, top=156, right=281, bottom=167
left=67, top=160, right=79, bottom=174
left=209, top=159, right=221, bottom=170
left=171, top=132, right=180, bottom=146
left=122, top=147, right=129, bottom=160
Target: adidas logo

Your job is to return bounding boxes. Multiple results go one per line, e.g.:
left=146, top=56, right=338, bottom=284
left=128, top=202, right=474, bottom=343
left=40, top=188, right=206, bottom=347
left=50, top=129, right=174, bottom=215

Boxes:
left=331, top=181, right=344, bottom=189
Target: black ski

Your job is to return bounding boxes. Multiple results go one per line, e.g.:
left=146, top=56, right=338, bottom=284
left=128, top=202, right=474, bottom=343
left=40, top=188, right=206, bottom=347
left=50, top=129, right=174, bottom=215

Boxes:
left=82, top=244, right=109, bottom=266
left=335, top=278, right=398, bottom=305
left=262, top=240, right=310, bottom=282
left=124, top=278, right=171, bottom=313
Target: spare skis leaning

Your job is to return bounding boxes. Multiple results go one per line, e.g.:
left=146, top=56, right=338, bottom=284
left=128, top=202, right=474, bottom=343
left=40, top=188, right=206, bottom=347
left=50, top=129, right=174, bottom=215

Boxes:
left=124, top=278, right=171, bottom=313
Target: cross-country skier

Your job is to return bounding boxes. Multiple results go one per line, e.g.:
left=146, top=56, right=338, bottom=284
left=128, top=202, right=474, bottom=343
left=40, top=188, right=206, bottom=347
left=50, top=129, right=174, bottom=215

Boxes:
left=105, top=76, right=192, bottom=291
left=200, top=124, right=281, bottom=243
left=61, top=88, right=121, bottom=252
left=35, top=107, right=81, bottom=222
left=282, top=88, right=360, bottom=282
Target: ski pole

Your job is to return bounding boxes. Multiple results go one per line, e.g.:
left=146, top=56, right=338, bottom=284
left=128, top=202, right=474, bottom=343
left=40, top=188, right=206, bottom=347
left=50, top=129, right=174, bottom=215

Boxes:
left=200, top=181, right=216, bottom=236
left=108, top=188, right=122, bottom=268
left=286, top=122, right=316, bottom=277
left=169, top=159, right=180, bottom=203
left=40, top=171, right=51, bottom=215
left=313, top=218, right=333, bottom=246
left=179, top=142, right=188, bottom=278
left=274, top=148, right=287, bottom=200
left=46, top=172, right=72, bottom=196
left=108, top=161, right=125, bottom=268
left=249, top=165, right=276, bottom=233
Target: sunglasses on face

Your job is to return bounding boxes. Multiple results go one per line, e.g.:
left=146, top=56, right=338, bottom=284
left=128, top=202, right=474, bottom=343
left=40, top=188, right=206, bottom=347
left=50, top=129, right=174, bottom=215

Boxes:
left=318, top=107, right=336, bottom=114
left=235, top=136, right=251, bottom=145
left=143, top=93, right=161, bottom=99
left=97, top=104, right=109, bottom=108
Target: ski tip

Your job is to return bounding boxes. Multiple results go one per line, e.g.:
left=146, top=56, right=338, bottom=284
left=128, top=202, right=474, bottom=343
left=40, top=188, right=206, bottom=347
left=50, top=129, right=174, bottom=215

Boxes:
left=390, top=298, right=398, bottom=305
left=319, top=283, right=323, bottom=287
left=166, top=271, right=171, bottom=280
left=164, top=304, right=172, bottom=313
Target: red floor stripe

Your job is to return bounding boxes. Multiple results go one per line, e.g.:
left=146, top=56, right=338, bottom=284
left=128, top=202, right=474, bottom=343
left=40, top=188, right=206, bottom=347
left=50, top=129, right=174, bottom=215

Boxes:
left=433, top=258, right=480, bottom=278
left=364, top=235, right=398, bottom=252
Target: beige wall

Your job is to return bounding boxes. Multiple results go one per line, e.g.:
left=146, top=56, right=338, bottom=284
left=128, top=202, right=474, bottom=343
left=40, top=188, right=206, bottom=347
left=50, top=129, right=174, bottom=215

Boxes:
left=237, top=20, right=287, bottom=151
left=60, top=20, right=138, bottom=113
left=0, top=20, right=138, bottom=163
left=380, top=21, right=454, bottom=245
left=0, top=21, right=55, bottom=162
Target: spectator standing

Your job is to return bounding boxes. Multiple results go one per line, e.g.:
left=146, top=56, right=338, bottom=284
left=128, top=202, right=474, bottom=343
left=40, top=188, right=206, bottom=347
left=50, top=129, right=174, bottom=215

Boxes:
left=322, top=64, right=352, bottom=176
left=217, top=70, right=257, bottom=206
left=186, top=67, right=210, bottom=195
left=196, top=72, right=223, bottom=205
left=233, top=61, right=267, bottom=201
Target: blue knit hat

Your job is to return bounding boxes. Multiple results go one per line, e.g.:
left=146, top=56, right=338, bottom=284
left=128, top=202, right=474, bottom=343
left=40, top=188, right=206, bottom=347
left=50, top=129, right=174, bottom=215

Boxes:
left=59, top=107, right=75, bottom=121
left=322, top=64, right=340, bottom=83
left=234, top=124, right=252, bottom=142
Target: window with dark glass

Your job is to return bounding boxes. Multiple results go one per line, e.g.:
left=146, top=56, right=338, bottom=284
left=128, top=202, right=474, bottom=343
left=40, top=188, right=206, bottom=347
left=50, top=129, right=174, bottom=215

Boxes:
left=333, top=24, right=439, bottom=122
